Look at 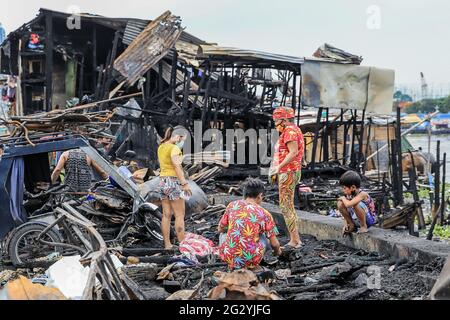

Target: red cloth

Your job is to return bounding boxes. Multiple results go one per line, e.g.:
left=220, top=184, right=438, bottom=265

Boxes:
left=274, top=123, right=304, bottom=174
left=273, top=107, right=295, bottom=120
left=218, top=200, right=279, bottom=270
left=180, top=233, right=218, bottom=262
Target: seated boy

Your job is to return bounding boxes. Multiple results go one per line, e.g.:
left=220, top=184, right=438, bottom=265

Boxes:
left=337, top=171, right=377, bottom=235
left=218, top=178, right=282, bottom=271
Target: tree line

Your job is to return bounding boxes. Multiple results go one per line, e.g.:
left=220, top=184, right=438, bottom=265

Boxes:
left=394, top=91, right=450, bottom=114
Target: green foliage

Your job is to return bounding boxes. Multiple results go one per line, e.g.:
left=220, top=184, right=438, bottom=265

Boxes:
left=440, top=96, right=450, bottom=114
left=405, top=99, right=436, bottom=114
left=394, top=90, right=413, bottom=102
left=404, top=192, right=413, bottom=199
left=433, top=225, right=450, bottom=240
left=394, top=91, right=403, bottom=101
left=405, top=96, right=450, bottom=114
left=418, top=188, right=433, bottom=199
left=415, top=184, right=450, bottom=200
left=402, top=94, right=413, bottom=102
left=405, top=103, right=419, bottom=114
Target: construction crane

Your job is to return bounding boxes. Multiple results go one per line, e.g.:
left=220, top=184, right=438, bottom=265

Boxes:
left=419, top=72, right=435, bottom=174
left=420, top=72, right=429, bottom=100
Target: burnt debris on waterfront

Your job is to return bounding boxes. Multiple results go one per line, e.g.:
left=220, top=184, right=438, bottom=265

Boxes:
left=0, top=8, right=449, bottom=301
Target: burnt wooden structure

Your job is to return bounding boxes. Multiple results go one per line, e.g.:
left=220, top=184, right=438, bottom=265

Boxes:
left=1, top=9, right=398, bottom=175
left=2, top=9, right=411, bottom=220
left=1, top=9, right=123, bottom=113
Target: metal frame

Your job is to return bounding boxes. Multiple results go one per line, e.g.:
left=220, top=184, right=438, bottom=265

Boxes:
left=35, top=202, right=129, bottom=300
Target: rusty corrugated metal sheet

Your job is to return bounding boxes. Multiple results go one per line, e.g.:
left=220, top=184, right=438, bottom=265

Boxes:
left=123, top=20, right=206, bottom=67
left=113, top=11, right=183, bottom=86
left=123, top=19, right=206, bottom=47
left=123, top=19, right=149, bottom=45
left=301, top=60, right=395, bottom=115
left=175, top=41, right=201, bottom=67
left=313, top=43, right=363, bottom=65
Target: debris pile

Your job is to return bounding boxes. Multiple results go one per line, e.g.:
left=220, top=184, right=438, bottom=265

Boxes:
left=115, top=232, right=444, bottom=300
left=0, top=7, right=447, bottom=301
left=82, top=204, right=441, bottom=301
left=208, top=269, right=281, bottom=300
left=0, top=198, right=445, bottom=300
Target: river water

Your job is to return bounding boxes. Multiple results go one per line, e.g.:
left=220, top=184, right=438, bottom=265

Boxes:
left=406, top=134, right=450, bottom=181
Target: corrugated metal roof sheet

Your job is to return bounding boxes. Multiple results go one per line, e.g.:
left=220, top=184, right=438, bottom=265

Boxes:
left=39, top=8, right=205, bottom=45
left=179, top=32, right=207, bottom=46
left=123, top=20, right=149, bottom=45
left=198, top=45, right=304, bottom=66
left=123, top=19, right=206, bottom=47
left=174, top=41, right=201, bottom=67
left=113, top=11, right=184, bottom=87
left=313, top=43, right=363, bottom=65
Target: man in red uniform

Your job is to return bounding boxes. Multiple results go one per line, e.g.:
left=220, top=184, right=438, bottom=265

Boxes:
left=272, top=107, right=305, bottom=249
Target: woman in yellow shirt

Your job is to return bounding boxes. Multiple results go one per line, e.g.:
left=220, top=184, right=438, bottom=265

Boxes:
left=158, top=126, right=192, bottom=250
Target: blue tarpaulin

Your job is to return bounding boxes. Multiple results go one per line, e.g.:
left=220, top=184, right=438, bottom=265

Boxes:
left=7, top=158, right=28, bottom=224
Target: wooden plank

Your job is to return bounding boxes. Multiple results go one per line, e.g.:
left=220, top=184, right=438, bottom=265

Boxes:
left=45, top=12, right=53, bottom=112
left=114, top=11, right=183, bottom=86
left=16, top=39, right=24, bottom=116
left=310, top=108, right=323, bottom=168
left=92, top=24, right=98, bottom=93
left=101, top=31, right=120, bottom=103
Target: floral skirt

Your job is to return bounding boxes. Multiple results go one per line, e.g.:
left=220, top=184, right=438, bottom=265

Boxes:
left=158, top=177, right=183, bottom=201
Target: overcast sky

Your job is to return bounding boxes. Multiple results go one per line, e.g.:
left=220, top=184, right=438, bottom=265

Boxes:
left=1, top=0, right=449, bottom=92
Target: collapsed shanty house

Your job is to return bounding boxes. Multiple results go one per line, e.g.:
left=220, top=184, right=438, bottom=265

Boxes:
left=0, top=7, right=401, bottom=249
left=3, top=9, right=449, bottom=301
left=0, top=8, right=396, bottom=171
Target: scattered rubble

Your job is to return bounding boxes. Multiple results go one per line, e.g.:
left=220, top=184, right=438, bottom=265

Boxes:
left=208, top=269, right=281, bottom=300
left=120, top=236, right=443, bottom=300
left=0, top=211, right=445, bottom=301
left=104, top=202, right=444, bottom=301
left=0, top=7, right=448, bottom=301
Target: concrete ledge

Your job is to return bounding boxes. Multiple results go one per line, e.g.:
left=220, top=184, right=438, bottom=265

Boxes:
left=212, top=195, right=450, bottom=263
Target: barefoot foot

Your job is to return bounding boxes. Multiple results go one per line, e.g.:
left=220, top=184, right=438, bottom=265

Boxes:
left=342, top=224, right=356, bottom=236
left=283, top=242, right=303, bottom=249
left=357, top=227, right=369, bottom=234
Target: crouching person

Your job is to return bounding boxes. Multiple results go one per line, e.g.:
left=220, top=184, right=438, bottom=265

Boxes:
left=218, top=178, right=282, bottom=271
left=337, top=171, right=377, bottom=235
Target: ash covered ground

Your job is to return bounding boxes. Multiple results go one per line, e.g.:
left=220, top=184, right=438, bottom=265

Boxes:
left=0, top=202, right=444, bottom=300
left=117, top=207, right=444, bottom=301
